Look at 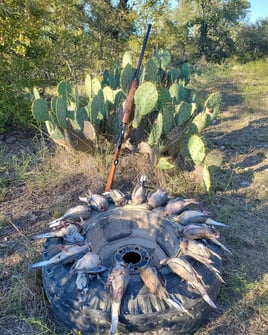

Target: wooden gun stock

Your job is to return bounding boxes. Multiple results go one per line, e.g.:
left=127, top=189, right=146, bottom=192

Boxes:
left=122, top=79, right=138, bottom=124
left=104, top=24, right=151, bottom=192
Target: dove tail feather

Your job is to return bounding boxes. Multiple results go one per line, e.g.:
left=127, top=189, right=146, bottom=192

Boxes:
left=211, top=238, right=232, bottom=255
left=31, top=232, right=54, bottom=240
left=205, top=218, right=227, bottom=227
left=30, top=259, right=51, bottom=269
left=202, top=293, right=217, bottom=309
left=46, top=217, right=62, bottom=226
left=109, top=302, right=120, bottom=335
left=206, top=264, right=225, bottom=283
left=167, top=296, right=194, bottom=318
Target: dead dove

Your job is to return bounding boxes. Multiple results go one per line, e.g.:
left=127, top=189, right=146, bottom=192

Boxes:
left=140, top=266, right=193, bottom=317
left=30, top=243, right=90, bottom=269
left=131, top=175, right=147, bottom=205
left=105, top=261, right=130, bottom=335
left=31, top=223, right=85, bottom=244
left=161, top=257, right=217, bottom=309
left=163, top=198, right=199, bottom=216
left=47, top=205, right=91, bottom=229
left=146, top=189, right=169, bottom=209
left=79, top=190, right=109, bottom=212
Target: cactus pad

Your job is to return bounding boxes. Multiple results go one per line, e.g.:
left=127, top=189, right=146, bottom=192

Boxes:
left=32, top=99, right=50, bottom=122
left=188, top=134, right=206, bottom=165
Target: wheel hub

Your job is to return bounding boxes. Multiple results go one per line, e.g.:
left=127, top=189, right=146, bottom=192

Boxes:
left=114, top=244, right=151, bottom=273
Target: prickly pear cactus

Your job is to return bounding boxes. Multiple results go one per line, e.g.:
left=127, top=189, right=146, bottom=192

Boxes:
left=31, top=49, right=221, bottom=190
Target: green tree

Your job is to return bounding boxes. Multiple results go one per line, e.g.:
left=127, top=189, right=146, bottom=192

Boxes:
left=163, top=0, right=250, bottom=63
left=235, top=18, right=268, bottom=62
left=0, top=0, right=136, bottom=133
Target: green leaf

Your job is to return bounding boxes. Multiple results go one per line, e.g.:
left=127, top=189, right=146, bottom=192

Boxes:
left=32, top=99, right=49, bottom=122
left=148, top=113, right=163, bottom=145
left=188, top=134, right=206, bottom=165
left=134, top=82, right=158, bottom=116
left=169, top=83, right=180, bottom=102
left=74, top=87, right=80, bottom=111
left=191, top=92, right=220, bottom=133
left=156, top=157, right=175, bottom=170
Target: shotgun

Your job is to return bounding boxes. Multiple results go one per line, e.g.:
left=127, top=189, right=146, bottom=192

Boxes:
left=104, top=24, right=152, bottom=192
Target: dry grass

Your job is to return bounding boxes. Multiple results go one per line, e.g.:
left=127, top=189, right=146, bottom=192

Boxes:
left=0, top=59, right=268, bottom=334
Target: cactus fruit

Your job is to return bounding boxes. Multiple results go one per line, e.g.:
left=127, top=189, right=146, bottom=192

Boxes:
left=191, top=92, right=220, bottom=133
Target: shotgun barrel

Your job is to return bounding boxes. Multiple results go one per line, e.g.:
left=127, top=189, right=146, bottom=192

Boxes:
left=104, top=24, right=152, bottom=192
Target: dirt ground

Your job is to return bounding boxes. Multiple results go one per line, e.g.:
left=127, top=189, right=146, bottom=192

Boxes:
left=0, top=65, right=267, bottom=334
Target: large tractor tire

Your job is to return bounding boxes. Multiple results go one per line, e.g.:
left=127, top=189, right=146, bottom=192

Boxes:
left=42, top=205, right=221, bottom=334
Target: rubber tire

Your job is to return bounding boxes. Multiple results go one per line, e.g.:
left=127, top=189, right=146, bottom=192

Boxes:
left=42, top=205, right=222, bottom=334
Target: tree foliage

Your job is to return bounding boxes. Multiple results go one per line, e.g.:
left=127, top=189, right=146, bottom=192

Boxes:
left=161, top=0, right=250, bottom=63
left=235, top=18, right=268, bottom=62
left=0, top=0, right=267, bottom=134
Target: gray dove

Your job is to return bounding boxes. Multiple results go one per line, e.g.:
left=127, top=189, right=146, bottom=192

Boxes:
left=146, top=189, right=168, bottom=209
left=30, top=243, right=90, bottom=269
left=105, top=261, right=130, bottom=335
left=79, top=190, right=109, bottom=212
left=163, top=198, right=199, bottom=216
left=161, top=257, right=217, bottom=309
left=131, top=175, right=147, bottom=205
left=47, top=204, right=91, bottom=229
left=109, top=189, right=127, bottom=207
left=140, top=266, right=193, bottom=317
left=31, top=223, right=85, bottom=244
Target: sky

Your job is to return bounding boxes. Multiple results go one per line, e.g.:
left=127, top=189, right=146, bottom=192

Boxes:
left=248, top=0, right=268, bottom=22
